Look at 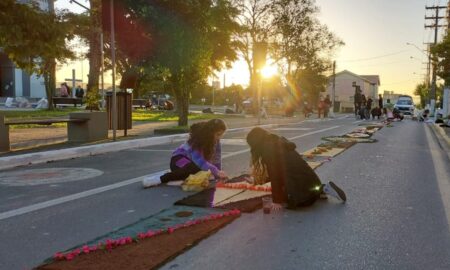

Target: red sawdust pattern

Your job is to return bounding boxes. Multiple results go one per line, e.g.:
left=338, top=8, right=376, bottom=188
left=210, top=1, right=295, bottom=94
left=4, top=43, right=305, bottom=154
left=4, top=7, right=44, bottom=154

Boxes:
left=35, top=215, right=239, bottom=270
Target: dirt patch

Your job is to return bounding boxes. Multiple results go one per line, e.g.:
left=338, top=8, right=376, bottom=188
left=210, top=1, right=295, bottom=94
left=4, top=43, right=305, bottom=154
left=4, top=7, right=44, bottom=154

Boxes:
left=218, top=196, right=270, bottom=213
left=35, top=215, right=239, bottom=270
left=174, top=211, right=193, bottom=218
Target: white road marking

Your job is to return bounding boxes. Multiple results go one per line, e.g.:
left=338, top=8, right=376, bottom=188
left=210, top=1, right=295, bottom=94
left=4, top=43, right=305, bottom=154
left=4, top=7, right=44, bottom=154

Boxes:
left=0, top=173, right=155, bottom=221
left=221, top=139, right=247, bottom=145
left=127, top=149, right=174, bottom=152
left=289, top=126, right=340, bottom=140
left=352, top=120, right=365, bottom=124
left=425, top=126, right=450, bottom=231
left=0, top=125, right=340, bottom=221
left=274, top=128, right=313, bottom=131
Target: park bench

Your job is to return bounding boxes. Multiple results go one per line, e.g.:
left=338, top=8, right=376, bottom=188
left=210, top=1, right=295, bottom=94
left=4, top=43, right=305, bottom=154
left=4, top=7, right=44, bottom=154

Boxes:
left=0, top=112, right=108, bottom=152
left=53, top=97, right=83, bottom=108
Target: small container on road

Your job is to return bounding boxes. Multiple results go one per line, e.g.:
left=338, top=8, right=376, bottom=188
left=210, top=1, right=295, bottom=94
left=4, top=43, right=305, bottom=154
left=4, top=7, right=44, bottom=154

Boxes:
left=262, top=197, right=273, bottom=214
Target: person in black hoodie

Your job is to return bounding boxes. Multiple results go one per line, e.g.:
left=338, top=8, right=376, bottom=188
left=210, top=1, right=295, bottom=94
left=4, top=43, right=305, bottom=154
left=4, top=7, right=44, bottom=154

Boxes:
left=246, top=127, right=346, bottom=210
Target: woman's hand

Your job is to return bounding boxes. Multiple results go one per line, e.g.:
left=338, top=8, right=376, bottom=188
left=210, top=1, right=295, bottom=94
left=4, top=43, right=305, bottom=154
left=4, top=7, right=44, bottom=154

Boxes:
left=271, top=203, right=283, bottom=211
left=217, top=170, right=228, bottom=180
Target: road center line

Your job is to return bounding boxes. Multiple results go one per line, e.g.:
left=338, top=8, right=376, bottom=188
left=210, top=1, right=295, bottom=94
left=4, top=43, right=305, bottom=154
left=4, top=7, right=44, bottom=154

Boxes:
left=0, top=125, right=340, bottom=221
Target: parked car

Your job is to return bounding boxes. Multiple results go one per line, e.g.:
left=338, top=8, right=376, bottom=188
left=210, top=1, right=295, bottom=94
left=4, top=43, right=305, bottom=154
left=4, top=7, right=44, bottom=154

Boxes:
left=394, top=95, right=414, bottom=115
left=144, top=92, right=174, bottom=110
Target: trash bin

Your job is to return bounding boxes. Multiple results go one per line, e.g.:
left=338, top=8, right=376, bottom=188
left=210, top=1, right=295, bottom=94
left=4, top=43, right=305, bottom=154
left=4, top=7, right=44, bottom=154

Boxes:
left=333, top=101, right=340, bottom=113
left=106, top=91, right=132, bottom=131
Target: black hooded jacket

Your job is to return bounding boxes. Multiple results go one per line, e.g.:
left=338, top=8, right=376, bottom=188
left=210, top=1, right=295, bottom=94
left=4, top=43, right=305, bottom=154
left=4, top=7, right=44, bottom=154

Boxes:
left=260, top=134, right=322, bottom=206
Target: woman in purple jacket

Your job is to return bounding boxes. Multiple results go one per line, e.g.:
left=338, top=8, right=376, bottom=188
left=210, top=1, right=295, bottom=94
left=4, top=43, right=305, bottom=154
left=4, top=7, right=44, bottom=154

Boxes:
left=143, top=119, right=228, bottom=187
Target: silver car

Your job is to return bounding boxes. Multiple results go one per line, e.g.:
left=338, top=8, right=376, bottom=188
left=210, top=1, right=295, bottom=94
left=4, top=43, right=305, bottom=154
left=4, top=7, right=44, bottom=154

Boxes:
left=394, top=96, right=414, bottom=115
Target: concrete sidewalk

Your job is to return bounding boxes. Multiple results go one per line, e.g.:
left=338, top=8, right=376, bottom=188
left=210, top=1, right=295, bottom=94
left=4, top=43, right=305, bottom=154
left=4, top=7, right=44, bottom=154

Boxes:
left=0, top=114, right=309, bottom=170
left=431, top=122, right=450, bottom=153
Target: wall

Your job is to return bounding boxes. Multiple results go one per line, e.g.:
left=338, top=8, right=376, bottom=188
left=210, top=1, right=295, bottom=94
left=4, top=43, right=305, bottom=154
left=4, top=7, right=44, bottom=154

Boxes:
left=30, top=74, right=46, bottom=98
left=327, top=72, right=366, bottom=111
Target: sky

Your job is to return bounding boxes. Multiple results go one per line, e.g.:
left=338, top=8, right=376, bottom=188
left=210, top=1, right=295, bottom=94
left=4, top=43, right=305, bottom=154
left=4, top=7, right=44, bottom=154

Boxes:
left=55, top=0, right=448, bottom=98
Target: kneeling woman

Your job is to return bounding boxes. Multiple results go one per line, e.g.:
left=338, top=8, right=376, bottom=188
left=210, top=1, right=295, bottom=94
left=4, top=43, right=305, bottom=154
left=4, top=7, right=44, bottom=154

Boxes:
left=246, top=127, right=346, bottom=210
left=143, top=119, right=228, bottom=187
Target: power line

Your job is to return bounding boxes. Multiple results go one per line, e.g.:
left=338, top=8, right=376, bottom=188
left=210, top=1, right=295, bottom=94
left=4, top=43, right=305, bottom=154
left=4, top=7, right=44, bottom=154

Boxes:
left=349, top=59, right=412, bottom=68
left=339, top=50, right=409, bottom=63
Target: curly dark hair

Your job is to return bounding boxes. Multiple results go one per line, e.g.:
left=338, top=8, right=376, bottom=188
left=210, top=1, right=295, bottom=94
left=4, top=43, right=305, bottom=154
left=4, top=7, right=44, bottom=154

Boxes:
left=188, top=119, right=227, bottom=161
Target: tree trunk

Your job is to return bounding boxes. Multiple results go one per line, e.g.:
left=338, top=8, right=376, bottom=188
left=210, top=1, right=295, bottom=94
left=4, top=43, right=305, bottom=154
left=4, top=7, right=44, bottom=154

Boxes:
left=177, top=86, right=189, bottom=126
left=45, top=60, right=56, bottom=110
left=87, top=0, right=101, bottom=101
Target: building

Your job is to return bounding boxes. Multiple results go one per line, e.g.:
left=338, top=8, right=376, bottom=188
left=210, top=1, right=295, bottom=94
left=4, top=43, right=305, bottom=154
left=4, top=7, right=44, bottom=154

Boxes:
left=327, top=70, right=380, bottom=112
left=382, top=91, right=402, bottom=105
left=0, top=0, right=53, bottom=99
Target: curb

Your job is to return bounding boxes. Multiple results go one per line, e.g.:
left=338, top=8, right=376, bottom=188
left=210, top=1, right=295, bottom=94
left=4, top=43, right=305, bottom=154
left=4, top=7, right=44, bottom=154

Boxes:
left=0, top=123, right=280, bottom=171
left=430, top=124, right=450, bottom=148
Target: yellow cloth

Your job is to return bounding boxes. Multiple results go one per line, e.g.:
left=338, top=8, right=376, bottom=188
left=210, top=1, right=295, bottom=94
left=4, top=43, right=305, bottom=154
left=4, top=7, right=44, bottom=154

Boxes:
left=181, top=170, right=211, bottom=192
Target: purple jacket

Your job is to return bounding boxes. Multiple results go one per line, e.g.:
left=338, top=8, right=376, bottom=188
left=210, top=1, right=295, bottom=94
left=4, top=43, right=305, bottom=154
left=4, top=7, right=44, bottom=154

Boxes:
left=172, top=142, right=222, bottom=177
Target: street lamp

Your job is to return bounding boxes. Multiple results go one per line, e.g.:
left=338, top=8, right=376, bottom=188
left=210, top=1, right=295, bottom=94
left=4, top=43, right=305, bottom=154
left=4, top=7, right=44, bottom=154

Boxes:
left=410, top=56, right=422, bottom=62
left=406, top=42, right=428, bottom=57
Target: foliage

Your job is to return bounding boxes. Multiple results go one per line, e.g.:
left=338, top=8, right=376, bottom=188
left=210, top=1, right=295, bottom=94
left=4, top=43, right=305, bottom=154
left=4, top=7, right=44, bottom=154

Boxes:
left=413, top=82, right=444, bottom=109
left=270, top=0, right=343, bottom=105
left=0, top=0, right=76, bottom=109
left=210, top=84, right=245, bottom=106
left=413, top=83, right=429, bottom=109
left=109, top=0, right=239, bottom=126
left=127, top=110, right=234, bottom=122
left=85, top=87, right=101, bottom=111
left=233, top=0, right=273, bottom=77
left=432, top=30, right=450, bottom=86
left=232, top=0, right=343, bottom=109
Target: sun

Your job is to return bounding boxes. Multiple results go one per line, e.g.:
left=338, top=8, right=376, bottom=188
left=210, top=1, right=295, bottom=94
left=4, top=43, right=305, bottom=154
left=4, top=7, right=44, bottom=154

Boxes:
left=261, top=65, right=278, bottom=78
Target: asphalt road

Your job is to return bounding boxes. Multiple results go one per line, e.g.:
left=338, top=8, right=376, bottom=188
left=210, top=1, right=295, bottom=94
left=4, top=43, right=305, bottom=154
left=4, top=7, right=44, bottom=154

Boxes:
left=1, top=116, right=450, bottom=270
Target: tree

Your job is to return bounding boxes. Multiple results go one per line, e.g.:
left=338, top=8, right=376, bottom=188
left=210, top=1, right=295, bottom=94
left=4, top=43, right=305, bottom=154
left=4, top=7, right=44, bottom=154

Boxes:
left=233, top=0, right=273, bottom=110
left=87, top=0, right=102, bottom=99
left=0, top=0, right=75, bottom=109
left=414, top=82, right=429, bottom=109
left=110, top=0, right=238, bottom=126
left=270, top=0, right=343, bottom=106
left=432, top=30, right=450, bottom=86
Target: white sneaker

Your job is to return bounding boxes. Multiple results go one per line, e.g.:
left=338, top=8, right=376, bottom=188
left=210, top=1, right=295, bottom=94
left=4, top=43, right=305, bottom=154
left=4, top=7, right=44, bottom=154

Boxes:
left=142, top=175, right=162, bottom=188
left=323, top=181, right=346, bottom=202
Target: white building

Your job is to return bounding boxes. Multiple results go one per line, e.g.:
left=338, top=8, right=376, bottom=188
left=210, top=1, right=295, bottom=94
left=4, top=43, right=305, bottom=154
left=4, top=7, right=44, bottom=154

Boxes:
left=0, top=0, right=53, bottom=99
left=327, top=70, right=380, bottom=112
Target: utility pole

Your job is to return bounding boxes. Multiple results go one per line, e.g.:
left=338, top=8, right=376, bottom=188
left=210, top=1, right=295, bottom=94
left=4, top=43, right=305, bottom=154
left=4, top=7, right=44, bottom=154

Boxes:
left=425, top=5, right=447, bottom=115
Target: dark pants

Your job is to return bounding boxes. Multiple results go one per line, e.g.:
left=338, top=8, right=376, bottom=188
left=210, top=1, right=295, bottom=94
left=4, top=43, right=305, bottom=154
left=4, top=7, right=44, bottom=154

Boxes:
left=160, top=155, right=201, bottom=183
left=355, top=103, right=361, bottom=116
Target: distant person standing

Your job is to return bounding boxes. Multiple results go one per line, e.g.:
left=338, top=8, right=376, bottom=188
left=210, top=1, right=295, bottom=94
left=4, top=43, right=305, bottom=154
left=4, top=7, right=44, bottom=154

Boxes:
left=378, top=94, right=383, bottom=109
left=60, top=83, right=69, bottom=97
left=317, top=97, right=325, bottom=118
left=324, top=95, right=332, bottom=118
left=354, top=87, right=362, bottom=116
left=366, top=96, right=373, bottom=111
left=75, top=85, right=84, bottom=98
left=75, top=85, right=85, bottom=105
